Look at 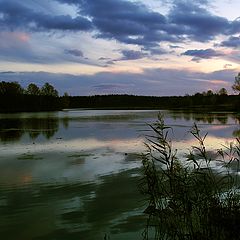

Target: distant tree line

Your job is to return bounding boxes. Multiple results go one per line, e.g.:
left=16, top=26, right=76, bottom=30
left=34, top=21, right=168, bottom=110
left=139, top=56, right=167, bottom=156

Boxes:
left=0, top=82, right=61, bottom=112
left=67, top=93, right=239, bottom=111
left=66, top=74, right=240, bottom=111
left=0, top=73, right=239, bottom=113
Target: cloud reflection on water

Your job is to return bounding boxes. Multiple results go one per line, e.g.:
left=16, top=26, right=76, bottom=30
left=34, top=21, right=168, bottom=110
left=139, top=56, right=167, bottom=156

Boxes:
left=0, top=109, right=239, bottom=239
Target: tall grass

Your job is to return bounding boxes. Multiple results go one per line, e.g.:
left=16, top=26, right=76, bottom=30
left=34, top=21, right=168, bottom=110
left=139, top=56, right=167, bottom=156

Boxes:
left=141, top=113, right=240, bottom=240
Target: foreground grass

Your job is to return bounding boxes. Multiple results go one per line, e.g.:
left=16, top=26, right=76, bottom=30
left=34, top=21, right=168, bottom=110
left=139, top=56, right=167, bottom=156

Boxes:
left=141, top=114, right=240, bottom=240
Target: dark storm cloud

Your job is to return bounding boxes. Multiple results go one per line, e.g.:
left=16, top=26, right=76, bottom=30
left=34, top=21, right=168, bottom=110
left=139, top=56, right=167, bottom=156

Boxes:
left=228, top=18, right=240, bottom=35
left=221, top=36, right=240, bottom=48
left=64, top=49, right=84, bottom=57
left=0, top=1, right=92, bottom=32
left=0, top=68, right=235, bottom=96
left=1, top=0, right=240, bottom=59
left=51, top=0, right=178, bottom=49
left=182, top=48, right=223, bottom=62
left=74, top=0, right=169, bottom=50
left=55, top=0, right=240, bottom=49
left=167, top=1, right=230, bottom=41
left=109, top=48, right=166, bottom=63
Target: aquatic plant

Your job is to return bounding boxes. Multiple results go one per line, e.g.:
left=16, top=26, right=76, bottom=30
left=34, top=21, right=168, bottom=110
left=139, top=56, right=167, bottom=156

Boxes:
left=141, top=113, right=240, bottom=240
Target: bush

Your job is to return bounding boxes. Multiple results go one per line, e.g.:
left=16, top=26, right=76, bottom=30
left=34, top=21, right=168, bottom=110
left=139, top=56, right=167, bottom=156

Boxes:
left=141, top=114, right=240, bottom=240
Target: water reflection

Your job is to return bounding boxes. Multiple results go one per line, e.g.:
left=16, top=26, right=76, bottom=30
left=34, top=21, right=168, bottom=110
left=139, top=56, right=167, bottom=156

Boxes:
left=0, top=118, right=60, bottom=142
left=167, top=111, right=240, bottom=140
left=233, top=115, right=240, bottom=137
left=0, top=109, right=239, bottom=240
left=0, top=110, right=239, bottom=143
left=168, top=111, right=233, bottom=124
left=0, top=168, right=144, bottom=240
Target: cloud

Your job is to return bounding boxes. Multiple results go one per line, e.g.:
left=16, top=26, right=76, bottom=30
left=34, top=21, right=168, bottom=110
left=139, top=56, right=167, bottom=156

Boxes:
left=224, top=64, right=233, bottom=69
left=143, top=47, right=168, bottom=56
left=168, top=1, right=231, bottom=42
left=0, top=31, right=37, bottom=63
left=0, top=68, right=236, bottom=96
left=105, top=60, right=115, bottom=65
left=221, top=36, right=240, bottom=48
left=98, top=57, right=111, bottom=61
left=55, top=0, right=240, bottom=50
left=228, top=18, right=240, bottom=35
left=182, top=48, right=223, bottom=62
left=111, top=48, right=167, bottom=63
left=76, top=0, right=168, bottom=50
left=0, top=1, right=92, bottom=32
left=64, top=49, right=84, bottom=57
left=0, top=0, right=240, bottom=66
left=93, top=83, right=132, bottom=92
left=169, top=45, right=183, bottom=49
left=1, top=0, right=240, bottom=56
left=0, top=31, right=99, bottom=65
left=119, top=50, right=147, bottom=60
left=104, top=49, right=151, bottom=63
left=54, top=0, right=182, bottom=51
left=0, top=0, right=240, bottom=48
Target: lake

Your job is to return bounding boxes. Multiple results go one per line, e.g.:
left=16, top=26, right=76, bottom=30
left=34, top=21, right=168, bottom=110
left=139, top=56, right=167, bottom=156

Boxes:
left=0, top=109, right=239, bottom=240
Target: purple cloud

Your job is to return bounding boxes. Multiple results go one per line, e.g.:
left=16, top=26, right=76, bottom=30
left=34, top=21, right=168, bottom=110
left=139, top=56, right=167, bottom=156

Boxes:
left=182, top=48, right=223, bottom=62
left=0, top=1, right=93, bottom=32
left=221, top=36, right=240, bottom=48
left=64, top=49, right=84, bottom=57
left=120, top=50, right=147, bottom=60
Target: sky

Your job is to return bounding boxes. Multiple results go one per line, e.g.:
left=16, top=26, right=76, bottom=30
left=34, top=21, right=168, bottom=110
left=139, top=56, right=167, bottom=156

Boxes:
left=0, top=0, right=239, bottom=96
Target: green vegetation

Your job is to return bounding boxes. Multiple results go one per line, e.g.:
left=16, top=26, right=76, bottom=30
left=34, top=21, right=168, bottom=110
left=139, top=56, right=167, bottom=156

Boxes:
left=141, top=114, right=240, bottom=240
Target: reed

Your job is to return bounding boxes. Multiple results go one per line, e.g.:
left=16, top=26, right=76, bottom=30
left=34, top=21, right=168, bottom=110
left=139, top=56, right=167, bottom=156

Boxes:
left=141, top=113, right=240, bottom=240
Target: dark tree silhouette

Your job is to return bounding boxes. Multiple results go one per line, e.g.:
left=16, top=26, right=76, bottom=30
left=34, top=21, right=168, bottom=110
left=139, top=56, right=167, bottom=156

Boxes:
left=0, top=81, right=23, bottom=95
left=41, top=82, right=58, bottom=97
left=0, top=80, right=239, bottom=112
left=218, top=87, right=228, bottom=95
left=61, top=92, right=70, bottom=108
left=0, top=81, right=62, bottom=112
left=232, top=73, right=240, bottom=93
left=206, top=89, right=214, bottom=96
left=26, top=83, right=40, bottom=95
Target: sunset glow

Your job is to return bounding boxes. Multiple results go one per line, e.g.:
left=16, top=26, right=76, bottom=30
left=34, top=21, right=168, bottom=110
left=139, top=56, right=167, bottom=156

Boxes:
left=0, top=0, right=239, bottom=95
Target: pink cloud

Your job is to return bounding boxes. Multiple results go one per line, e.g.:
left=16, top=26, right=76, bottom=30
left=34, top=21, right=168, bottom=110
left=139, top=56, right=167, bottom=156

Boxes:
left=16, top=32, right=30, bottom=42
left=0, top=31, right=30, bottom=47
left=209, top=80, right=229, bottom=85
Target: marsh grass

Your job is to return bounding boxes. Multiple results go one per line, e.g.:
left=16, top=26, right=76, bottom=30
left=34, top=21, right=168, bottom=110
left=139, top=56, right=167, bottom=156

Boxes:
left=141, top=113, right=240, bottom=240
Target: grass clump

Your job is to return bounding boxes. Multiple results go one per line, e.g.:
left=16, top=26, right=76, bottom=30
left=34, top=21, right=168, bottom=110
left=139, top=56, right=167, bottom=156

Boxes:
left=141, top=113, right=240, bottom=240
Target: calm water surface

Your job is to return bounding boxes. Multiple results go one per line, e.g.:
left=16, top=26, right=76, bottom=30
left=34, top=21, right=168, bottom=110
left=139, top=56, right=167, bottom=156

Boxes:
left=0, top=109, right=239, bottom=240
